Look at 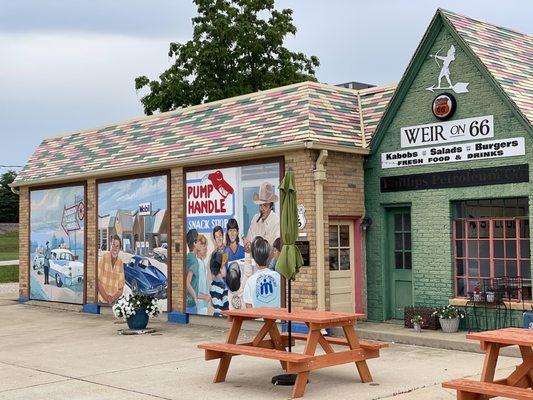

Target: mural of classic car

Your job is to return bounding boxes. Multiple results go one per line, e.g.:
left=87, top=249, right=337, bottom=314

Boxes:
left=153, top=243, right=167, bottom=262
left=124, top=255, right=167, bottom=299
left=46, top=249, right=84, bottom=287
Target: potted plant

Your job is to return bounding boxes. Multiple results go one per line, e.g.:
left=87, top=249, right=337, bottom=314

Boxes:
left=433, top=305, right=465, bottom=333
left=113, top=294, right=160, bottom=330
left=473, top=286, right=482, bottom=302
left=411, top=315, right=424, bottom=333
left=485, top=287, right=495, bottom=303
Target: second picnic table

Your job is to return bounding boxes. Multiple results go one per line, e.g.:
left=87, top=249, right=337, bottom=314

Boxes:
left=198, top=307, right=387, bottom=398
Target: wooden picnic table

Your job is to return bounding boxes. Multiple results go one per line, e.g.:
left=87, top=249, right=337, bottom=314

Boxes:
left=198, top=307, right=387, bottom=398
left=443, top=327, right=533, bottom=399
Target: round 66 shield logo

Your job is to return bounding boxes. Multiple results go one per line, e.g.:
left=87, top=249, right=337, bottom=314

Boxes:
left=432, top=93, right=456, bottom=120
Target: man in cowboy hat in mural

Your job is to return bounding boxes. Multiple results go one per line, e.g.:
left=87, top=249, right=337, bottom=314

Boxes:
left=243, top=182, right=280, bottom=253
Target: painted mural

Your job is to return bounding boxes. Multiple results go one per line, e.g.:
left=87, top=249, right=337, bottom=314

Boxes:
left=30, top=186, right=85, bottom=304
left=97, top=175, right=168, bottom=311
left=185, top=162, right=282, bottom=316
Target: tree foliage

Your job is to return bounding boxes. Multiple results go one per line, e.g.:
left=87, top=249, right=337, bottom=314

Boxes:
left=0, top=171, right=19, bottom=223
left=135, top=0, right=319, bottom=115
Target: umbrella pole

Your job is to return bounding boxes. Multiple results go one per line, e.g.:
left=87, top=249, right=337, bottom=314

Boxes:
left=288, top=277, right=292, bottom=352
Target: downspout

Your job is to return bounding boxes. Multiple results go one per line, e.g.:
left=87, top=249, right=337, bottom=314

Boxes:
left=10, top=186, right=19, bottom=195
left=314, top=149, right=328, bottom=311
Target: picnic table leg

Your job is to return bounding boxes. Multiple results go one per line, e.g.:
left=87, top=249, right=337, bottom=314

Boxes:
left=480, top=342, right=500, bottom=383
left=214, top=317, right=243, bottom=383
left=519, top=346, right=533, bottom=388
left=505, top=346, right=533, bottom=388
left=267, top=322, right=289, bottom=371
left=343, top=325, right=373, bottom=383
left=292, top=330, right=320, bottom=399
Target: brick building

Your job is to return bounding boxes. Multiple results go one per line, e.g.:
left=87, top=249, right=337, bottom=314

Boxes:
left=364, top=10, right=532, bottom=322
left=12, top=81, right=393, bottom=322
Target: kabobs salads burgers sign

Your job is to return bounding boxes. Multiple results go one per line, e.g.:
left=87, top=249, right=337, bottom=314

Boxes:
left=382, top=115, right=525, bottom=169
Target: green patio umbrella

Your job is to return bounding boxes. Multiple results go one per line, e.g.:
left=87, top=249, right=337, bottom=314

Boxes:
left=272, top=170, right=303, bottom=386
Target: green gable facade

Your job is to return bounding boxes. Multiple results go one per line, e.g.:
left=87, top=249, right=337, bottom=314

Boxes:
left=364, top=12, right=532, bottom=322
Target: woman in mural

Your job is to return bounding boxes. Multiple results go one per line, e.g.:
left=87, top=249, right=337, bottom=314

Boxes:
left=196, top=234, right=211, bottom=314
left=224, top=219, right=245, bottom=263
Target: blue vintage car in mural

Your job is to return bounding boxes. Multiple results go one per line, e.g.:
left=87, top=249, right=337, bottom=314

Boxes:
left=124, top=256, right=167, bottom=299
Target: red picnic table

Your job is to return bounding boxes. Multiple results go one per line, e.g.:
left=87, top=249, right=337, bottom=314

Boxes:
left=198, top=307, right=387, bottom=398
left=442, top=327, right=533, bottom=399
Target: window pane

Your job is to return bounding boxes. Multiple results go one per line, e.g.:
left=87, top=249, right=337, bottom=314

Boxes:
left=520, top=260, right=531, bottom=279
left=468, top=221, right=478, bottom=238
left=520, top=220, right=530, bottom=238
left=469, top=278, right=481, bottom=292
left=403, top=213, right=411, bottom=231
left=395, top=252, right=403, bottom=269
left=493, top=220, right=504, bottom=238
left=507, top=260, right=517, bottom=277
left=480, top=259, right=490, bottom=278
left=405, top=252, right=412, bottom=270
left=517, top=198, right=528, bottom=215
left=394, top=233, right=403, bottom=251
left=468, top=260, right=479, bottom=277
left=494, top=260, right=505, bottom=277
left=468, top=241, right=478, bottom=258
left=505, top=220, right=516, bottom=238
left=329, top=225, right=338, bottom=247
left=494, top=240, right=504, bottom=258
left=394, top=214, right=402, bottom=231
left=339, top=225, right=349, bottom=247
left=339, top=249, right=350, bottom=270
left=329, top=249, right=339, bottom=271
left=404, top=233, right=412, bottom=251
left=457, top=278, right=466, bottom=296
left=456, top=240, right=466, bottom=258
left=455, top=221, right=464, bottom=239
left=456, top=259, right=465, bottom=276
left=479, top=240, right=490, bottom=258
left=505, top=240, right=517, bottom=258
left=520, top=240, right=530, bottom=259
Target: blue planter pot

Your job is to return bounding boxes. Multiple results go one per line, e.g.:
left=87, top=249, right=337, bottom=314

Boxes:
left=127, top=308, right=149, bottom=330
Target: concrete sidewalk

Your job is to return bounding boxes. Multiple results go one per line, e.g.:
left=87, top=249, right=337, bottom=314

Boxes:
left=0, top=296, right=524, bottom=400
left=0, top=260, right=18, bottom=266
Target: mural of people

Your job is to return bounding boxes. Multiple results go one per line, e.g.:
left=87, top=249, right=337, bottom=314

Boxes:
left=243, top=182, right=280, bottom=252
left=97, top=175, right=169, bottom=310
left=30, top=186, right=85, bottom=304
left=98, top=234, right=125, bottom=305
left=243, top=237, right=281, bottom=308
left=185, top=162, right=281, bottom=317
left=269, top=237, right=281, bottom=271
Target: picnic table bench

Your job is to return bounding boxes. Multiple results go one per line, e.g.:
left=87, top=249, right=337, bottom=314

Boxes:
left=198, top=307, right=388, bottom=398
left=442, top=327, right=533, bottom=399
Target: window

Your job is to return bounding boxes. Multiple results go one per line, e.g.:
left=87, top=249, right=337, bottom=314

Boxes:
left=453, top=198, right=531, bottom=300
left=329, top=224, right=351, bottom=271
left=394, top=212, right=412, bottom=270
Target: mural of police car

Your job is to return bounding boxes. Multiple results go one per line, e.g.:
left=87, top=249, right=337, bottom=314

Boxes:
left=124, top=255, right=167, bottom=299
left=48, top=249, right=84, bottom=287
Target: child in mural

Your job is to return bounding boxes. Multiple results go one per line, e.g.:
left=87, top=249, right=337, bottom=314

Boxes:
left=243, top=182, right=280, bottom=252
left=212, top=225, right=225, bottom=252
left=209, top=250, right=229, bottom=316
left=243, top=236, right=281, bottom=308
left=98, top=234, right=125, bottom=305
left=268, top=237, right=281, bottom=271
left=185, top=229, right=211, bottom=314
left=224, top=219, right=245, bottom=262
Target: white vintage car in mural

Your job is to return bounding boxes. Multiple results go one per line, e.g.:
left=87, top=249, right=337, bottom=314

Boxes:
left=33, top=249, right=83, bottom=288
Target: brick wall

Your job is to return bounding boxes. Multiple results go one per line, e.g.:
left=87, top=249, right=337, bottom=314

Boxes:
left=170, top=167, right=184, bottom=312
left=364, top=26, right=533, bottom=321
left=86, top=179, right=97, bottom=303
left=18, top=186, right=29, bottom=298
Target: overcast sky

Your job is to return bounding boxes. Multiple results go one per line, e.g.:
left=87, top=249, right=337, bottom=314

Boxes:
left=1, top=0, right=531, bottom=169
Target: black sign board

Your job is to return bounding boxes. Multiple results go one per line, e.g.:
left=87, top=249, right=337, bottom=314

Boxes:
left=295, top=240, right=310, bottom=267
left=381, top=164, right=529, bottom=193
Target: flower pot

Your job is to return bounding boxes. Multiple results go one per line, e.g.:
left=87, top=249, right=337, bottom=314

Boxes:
left=413, top=323, right=421, bottom=333
left=473, top=293, right=481, bottom=302
left=126, top=308, right=149, bottom=330
left=486, top=291, right=495, bottom=303
left=439, top=317, right=460, bottom=333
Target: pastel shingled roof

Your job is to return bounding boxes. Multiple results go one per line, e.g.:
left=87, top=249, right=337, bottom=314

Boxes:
left=358, top=85, right=396, bottom=144
left=442, top=9, right=533, bottom=124
left=14, top=81, right=394, bottom=186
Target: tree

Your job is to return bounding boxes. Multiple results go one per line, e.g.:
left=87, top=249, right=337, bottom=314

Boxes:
left=135, top=0, right=319, bottom=115
left=0, top=171, right=19, bottom=223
